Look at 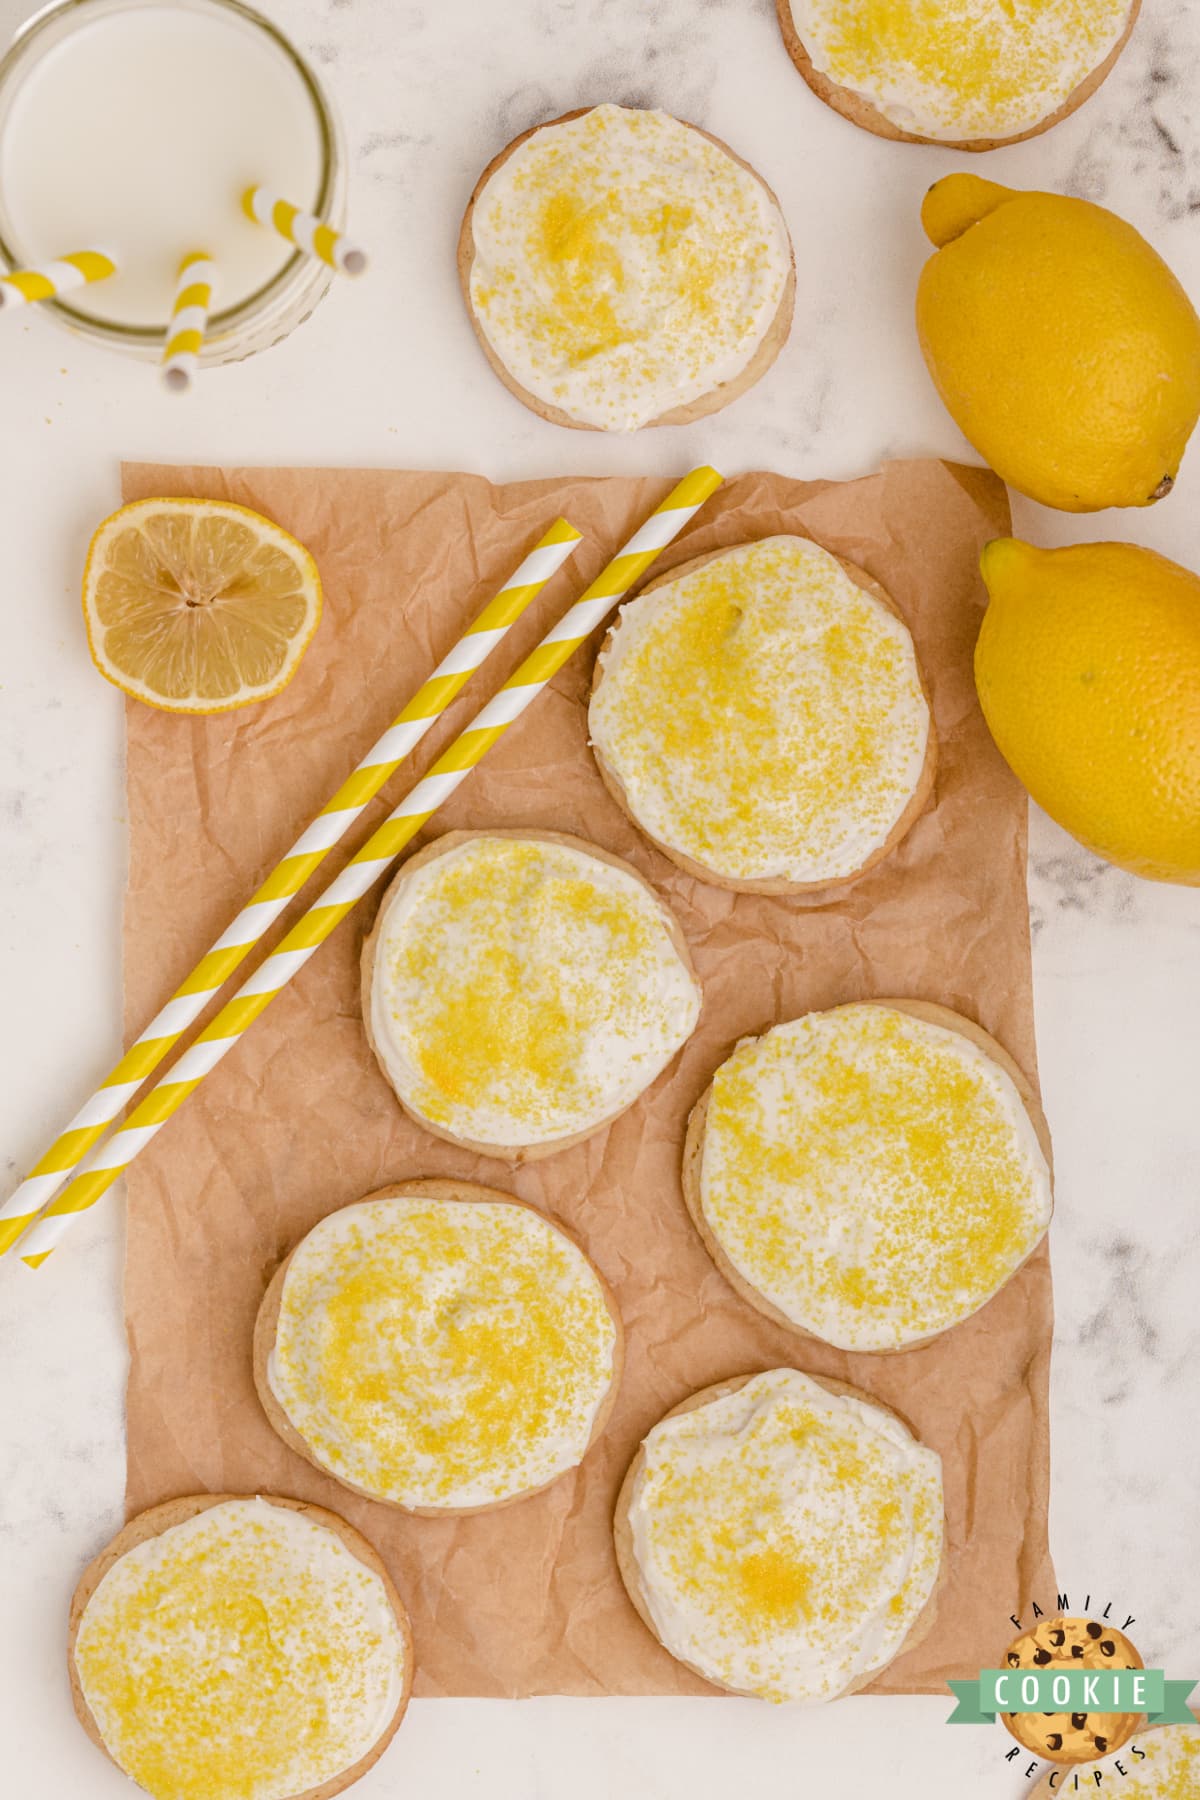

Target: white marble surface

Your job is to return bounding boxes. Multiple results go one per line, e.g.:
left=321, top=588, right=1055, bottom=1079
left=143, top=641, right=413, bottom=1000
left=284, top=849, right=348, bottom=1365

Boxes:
left=1, top=0, right=1199, bottom=1794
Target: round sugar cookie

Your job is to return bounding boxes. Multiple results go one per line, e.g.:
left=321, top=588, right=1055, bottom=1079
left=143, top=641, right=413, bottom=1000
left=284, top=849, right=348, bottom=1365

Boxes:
left=68, top=1494, right=412, bottom=1800
left=1031, top=1722, right=1200, bottom=1794
left=684, top=999, right=1053, bottom=1352
left=361, top=829, right=702, bottom=1158
left=614, top=1368, right=945, bottom=1702
left=776, top=1, right=1141, bottom=150
left=255, top=1180, right=623, bottom=1515
left=459, top=103, right=794, bottom=431
left=1003, top=1616, right=1143, bottom=1763
left=588, top=537, right=936, bottom=893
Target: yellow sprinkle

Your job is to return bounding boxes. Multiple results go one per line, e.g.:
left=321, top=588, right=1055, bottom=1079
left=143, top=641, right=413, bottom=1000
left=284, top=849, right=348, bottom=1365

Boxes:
left=74, top=1500, right=405, bottom=1800
left=736, top=1548, right=813, bottom=1624
left=272, top=1195, right=617, bottom=1508
left=1045, top=1725, right=1200, bottom=1795
left=469, top=104, right=790, bottom=429
left=798, top=0, right=1132, bottom=140
left=371, top=835, right=700, bottom=1147
left=590, top=536, right=930, bottom=884
left=700, top=1003, right=1052, bottom=1351
left=631, top=1371, right=943, bottom=1702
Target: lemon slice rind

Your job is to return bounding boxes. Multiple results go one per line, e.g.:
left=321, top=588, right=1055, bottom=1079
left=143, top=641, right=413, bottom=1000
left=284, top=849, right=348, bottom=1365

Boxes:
left=82, top=497, right=323, bottom=715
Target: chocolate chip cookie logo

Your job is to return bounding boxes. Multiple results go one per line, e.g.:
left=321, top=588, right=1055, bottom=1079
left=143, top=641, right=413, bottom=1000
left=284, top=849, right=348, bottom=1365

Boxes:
left=947, top=1606, right=1196, bottom=1770
left=998, top=1618, right=1145, bottom=1762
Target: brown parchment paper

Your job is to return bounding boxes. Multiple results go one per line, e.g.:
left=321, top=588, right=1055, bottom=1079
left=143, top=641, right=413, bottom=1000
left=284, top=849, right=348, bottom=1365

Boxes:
left=119, top=457, right=1054, bottom=1697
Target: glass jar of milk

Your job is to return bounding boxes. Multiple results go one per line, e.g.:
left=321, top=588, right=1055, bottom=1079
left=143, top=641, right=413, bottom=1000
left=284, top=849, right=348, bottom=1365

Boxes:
left=0, top=0, right=346, bottom=363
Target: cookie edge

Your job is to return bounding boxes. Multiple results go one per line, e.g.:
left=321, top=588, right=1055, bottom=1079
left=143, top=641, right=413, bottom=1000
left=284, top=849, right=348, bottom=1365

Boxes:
left=612, top=1369, right=946, bottom=1699
left=252, top=1177, right=625, bottom=1516
left=681, top=998, right=1054, bottom=1352
left=457, top=105, right=796, bottom=431
left=360, top=826, right=701, bottom=1160
left=588, top=538, right=939, bottom=894
left=67, top=1492, right=415, bottom=1800
left=774, top=0, right=1142, bottom=151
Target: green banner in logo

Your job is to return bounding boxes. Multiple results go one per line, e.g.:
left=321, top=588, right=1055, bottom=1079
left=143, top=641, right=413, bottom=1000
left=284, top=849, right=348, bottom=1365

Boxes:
left=947, top=1670, right=1196, bottom=1726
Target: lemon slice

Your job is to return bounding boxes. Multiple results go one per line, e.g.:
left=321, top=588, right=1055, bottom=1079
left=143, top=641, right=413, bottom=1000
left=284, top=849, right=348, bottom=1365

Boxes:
left=82, top=498, right=323, bottom=713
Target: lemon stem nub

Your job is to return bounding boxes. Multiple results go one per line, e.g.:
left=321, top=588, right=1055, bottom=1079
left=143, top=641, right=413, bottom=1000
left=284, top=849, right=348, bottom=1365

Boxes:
left=920, top=174, right=1015, bottom=248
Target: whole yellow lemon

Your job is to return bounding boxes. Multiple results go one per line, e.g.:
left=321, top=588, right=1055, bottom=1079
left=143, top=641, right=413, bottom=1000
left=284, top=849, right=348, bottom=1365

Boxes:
left=976, top=538, right=1200, bottom=884
left=917, top=174, right=1200, bottom=512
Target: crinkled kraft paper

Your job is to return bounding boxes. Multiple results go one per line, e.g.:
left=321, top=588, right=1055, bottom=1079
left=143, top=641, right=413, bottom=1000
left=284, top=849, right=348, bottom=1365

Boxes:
left=119, top=457, right=1053, bottom=1696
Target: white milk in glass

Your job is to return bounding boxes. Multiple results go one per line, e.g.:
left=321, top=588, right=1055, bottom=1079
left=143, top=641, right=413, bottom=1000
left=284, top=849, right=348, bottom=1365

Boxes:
left=0, top=0, right=326, bottom=328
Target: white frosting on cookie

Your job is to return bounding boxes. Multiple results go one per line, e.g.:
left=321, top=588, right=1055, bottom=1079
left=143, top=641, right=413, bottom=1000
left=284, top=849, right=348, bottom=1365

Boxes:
left=467, top=104, right=792, bottom=430
left=698, top=1003, right=1053, bottom=1350
left=589, top=537, right=931, bottom=885
left=268, top=1193, right=618, bottom=1510
left=786, top=0, right=1132, bottom=142
left=74, top=1498, right=405, bottom=1800
left=368, top=835, right=701, bottom=1148
left=625, top=1369, right=943, bottom=1702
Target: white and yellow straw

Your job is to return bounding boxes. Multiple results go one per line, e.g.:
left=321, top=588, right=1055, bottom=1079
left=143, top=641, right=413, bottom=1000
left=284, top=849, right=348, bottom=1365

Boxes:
left=0, top=517, right=584, bottom=1259
left=161, top=253, right=216, bottom=391
left=0, top=249, right=116, bottom=310
left=243, top=186, right=367, bottom=275
left=10, top=468, right=721, bottom=1268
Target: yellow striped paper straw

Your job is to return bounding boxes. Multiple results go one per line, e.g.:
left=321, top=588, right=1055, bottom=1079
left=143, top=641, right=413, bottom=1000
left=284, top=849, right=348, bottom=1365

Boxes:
left=0, top=518, right=583, bottom=1259
left=242, top=186, right=367, bottom=275
left=161, top=253, right=216, bottom=391
left=13, top=468, right=721, bottom=1268
left=0, top=249, right=116, bottom=310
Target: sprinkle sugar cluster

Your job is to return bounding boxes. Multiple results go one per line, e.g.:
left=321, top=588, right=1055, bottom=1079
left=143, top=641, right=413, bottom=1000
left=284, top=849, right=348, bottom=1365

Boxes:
left=374, top=835, right=700, bottom=1147
left=470, top=105, right=791, bottom=429
left=590, top=537, right=930, bottom=884
left=630, top=1370, right=943, bottom=1702
left=271, top=1196, right=618, bottom=1510
left=794, top=0, right=1132, bottom=140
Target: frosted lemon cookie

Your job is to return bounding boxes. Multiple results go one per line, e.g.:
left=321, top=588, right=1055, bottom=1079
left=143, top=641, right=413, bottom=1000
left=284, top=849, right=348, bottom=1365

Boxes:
left=362, top=830, right=701, bottom=1156
left=685, top=1000, right=1053, bottom=1351
left=1031, top=1724, right=1200, bottom=1798
left=68, top=1495, right=412, bottom=1800
left=255, top=1181, right=622, bottom=1513
left=776, top=0, right=1139, bottom=148
left=615, top=1369, right=944, bottom=1701
left=459, top=104, right=794, bottom=430
left=589, top=537, right=935, bottom=892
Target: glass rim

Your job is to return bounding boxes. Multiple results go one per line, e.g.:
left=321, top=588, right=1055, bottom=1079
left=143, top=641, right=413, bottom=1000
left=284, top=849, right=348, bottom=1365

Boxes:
left=0, top=0, right=337, bottom=342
